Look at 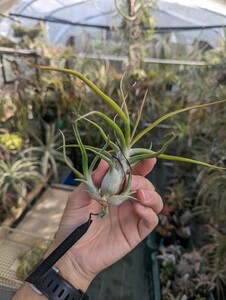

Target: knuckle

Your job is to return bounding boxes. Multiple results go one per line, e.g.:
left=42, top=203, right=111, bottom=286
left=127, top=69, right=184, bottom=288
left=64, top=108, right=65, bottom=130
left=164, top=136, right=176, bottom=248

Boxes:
left=150, top=210, right=159, bottom=227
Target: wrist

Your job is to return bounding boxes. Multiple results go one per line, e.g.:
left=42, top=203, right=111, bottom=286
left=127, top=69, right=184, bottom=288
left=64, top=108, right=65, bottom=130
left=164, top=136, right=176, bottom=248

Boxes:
left=15, top=253, right=92, bottom=300
left=44, top=246, right=94, bottom=293
left=54, top=252, right=93, bottom=292
left=12, top=282, right=47, bottom=299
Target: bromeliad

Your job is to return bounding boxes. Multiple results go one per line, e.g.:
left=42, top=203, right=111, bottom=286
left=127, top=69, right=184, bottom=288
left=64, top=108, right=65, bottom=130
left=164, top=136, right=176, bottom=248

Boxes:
left=28, top=63, right=226, bottom=217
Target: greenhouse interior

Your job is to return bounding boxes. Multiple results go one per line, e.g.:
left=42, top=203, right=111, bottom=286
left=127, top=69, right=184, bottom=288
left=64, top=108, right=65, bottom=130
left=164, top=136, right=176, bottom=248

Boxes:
left=0, top=0, right=226, bottom=299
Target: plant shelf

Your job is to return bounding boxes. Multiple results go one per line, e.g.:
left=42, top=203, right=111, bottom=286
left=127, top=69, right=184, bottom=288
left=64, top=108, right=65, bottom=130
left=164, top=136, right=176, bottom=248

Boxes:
left=0, top=226, right=50, bottom=298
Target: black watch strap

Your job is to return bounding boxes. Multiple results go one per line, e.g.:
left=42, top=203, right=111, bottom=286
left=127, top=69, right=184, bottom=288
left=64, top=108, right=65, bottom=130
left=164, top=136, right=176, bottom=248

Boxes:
left=28, top=266, right=89, bottom=300
left=25, top=216, right=93, bottom=300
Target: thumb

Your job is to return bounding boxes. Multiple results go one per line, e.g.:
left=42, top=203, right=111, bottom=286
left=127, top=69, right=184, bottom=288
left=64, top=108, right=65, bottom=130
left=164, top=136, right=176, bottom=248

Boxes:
left=92, top=159, right=109, bottom=186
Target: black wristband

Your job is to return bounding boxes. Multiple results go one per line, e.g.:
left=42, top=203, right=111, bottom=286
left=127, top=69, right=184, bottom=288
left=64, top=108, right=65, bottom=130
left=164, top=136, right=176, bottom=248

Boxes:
left=27, top=265, right=89, bottom=300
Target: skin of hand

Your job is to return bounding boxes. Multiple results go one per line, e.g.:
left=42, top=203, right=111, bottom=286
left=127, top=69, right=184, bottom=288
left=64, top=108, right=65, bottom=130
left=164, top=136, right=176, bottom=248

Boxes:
left=45, top=158, right=163, bottom=293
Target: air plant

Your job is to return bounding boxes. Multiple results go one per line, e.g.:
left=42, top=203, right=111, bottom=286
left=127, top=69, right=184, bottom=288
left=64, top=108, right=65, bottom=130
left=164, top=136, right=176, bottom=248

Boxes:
left=0, top=149, right=43, bottom=209
left=28, top=63, right=226, bottom=218
left=25, top=123, right=70, bottom=180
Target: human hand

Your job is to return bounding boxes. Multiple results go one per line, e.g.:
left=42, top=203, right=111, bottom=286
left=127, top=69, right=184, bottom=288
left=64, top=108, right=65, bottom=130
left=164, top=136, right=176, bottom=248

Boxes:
left=46, top=158, right=163, bottom=292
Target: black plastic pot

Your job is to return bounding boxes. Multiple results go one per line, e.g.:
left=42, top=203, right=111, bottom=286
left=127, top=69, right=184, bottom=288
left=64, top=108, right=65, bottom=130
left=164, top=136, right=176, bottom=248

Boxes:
left=145, top=231, right=162, bottom=300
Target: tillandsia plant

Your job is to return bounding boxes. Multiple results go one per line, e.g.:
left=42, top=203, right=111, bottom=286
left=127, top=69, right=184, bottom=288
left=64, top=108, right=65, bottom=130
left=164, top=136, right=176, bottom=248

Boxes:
left=28, top=63, right=226, bottom=218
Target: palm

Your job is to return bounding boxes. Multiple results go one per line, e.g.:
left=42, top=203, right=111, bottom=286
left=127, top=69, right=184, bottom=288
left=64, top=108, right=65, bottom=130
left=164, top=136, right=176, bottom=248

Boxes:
left=57, top=199, right=141, bottom=275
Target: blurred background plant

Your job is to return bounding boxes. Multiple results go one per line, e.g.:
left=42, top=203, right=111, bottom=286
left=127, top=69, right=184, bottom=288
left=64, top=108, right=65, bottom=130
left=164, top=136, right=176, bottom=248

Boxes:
left=16, top=240, right=51, bottom=281
left=26, top=123, right=71, bottom=180
left=159, top=246, right=216, bottom=299
left=0, top=147, right=43, bottom=222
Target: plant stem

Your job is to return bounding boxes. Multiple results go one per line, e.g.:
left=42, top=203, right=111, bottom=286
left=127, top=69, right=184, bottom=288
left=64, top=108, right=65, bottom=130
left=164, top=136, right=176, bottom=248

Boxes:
left=72, top=123, right=89, bottom=177
left=59, top=130, right=84, bottom=179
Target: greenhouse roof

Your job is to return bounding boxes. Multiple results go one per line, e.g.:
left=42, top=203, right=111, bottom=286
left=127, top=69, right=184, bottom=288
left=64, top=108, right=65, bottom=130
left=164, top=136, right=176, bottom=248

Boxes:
left=1, top=0, right=226, bottom=48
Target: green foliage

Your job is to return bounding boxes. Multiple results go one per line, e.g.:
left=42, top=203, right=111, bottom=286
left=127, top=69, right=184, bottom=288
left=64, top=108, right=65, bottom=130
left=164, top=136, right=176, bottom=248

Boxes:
left=26, top=123, right=71, bottom=180
left=0, top=149, right=43, bottom=210
left=16, top=241, right=51, bottom=281
left=0, top=132, right=23, bottom=151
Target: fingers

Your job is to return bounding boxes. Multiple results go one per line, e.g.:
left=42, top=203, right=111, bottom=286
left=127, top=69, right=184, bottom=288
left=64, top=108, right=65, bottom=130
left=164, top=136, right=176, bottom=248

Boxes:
left=131, top=158, right=157, bottom=176
left=130, top=175, right=155, bottom=191
left=130, top=170, right=163, bottom=213
left=134, top=203, right=159, bottom=240
left=135, top=189, right=163, bottom=214
left=132, top=177, right=163, bottom=240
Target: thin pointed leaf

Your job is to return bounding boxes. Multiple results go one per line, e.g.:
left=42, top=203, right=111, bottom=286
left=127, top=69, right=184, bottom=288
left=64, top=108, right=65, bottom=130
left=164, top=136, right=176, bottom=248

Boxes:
left=78, top=115, right=119, bottom=152
left=42, top=151, right=50, bottom=176
left=129, top=132, right=177, bottom=165
left=49, top=154, right=59, bottom=180
left=27, top=63, right=130, bottom=144
left=89, top=137, right=111, bottom=173
left=158, top=153, right=225, bottom=170
left=130, top=89, right=148, bottom=142
left=131, top=99, right=226, bottom=146
left=119, top=71, right=129, bottom=119
left=73, top=122, right=89, bottom=177
left=76, top=111, right=127, bottom=150
left=59, top=130, right=84, bottom=179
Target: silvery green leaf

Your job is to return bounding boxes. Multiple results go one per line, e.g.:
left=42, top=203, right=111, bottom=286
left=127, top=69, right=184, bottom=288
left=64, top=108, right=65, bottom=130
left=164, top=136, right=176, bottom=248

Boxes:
left=107, top=193, right=138, bottom=206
